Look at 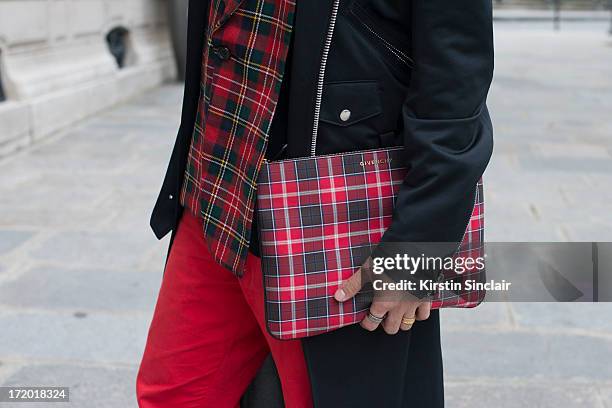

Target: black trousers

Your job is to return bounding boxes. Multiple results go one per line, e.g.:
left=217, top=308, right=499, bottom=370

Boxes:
left=302, top=310, right=444, bottom=408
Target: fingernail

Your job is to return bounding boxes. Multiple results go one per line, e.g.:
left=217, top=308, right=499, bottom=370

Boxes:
left=334, top=289, right=346, bottom=302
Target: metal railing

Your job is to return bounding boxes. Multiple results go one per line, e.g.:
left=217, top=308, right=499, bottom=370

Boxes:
left=609, top=0, right=612, bottom=33
left=0, top=57, right=5, bottom=102
left=494, top=0, right=607, bottom=9
left=494, top=0, right=612, bottom=33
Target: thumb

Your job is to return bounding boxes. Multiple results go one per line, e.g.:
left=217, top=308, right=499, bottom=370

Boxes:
left=334, top=268, right=363, bottom=302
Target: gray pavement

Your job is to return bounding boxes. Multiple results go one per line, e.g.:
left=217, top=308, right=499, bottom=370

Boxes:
left=1, top=25, right=612, bottom=407
left=0, top=88, right=179, bottom=407
left=442, top=24, right=612, bottom=408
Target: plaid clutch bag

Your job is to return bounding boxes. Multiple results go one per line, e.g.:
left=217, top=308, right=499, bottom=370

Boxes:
left=256, top=146, right=485, bottom=340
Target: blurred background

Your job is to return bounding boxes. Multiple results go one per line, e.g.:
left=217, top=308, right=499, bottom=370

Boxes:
left=0, top=0, right=611, bottom=407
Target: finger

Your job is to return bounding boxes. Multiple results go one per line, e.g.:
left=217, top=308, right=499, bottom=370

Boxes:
left=382, top=308, right=404, bottom=335
left=360, top=302, right=389, bottom=332
left=400, top=306, right=418, bottom=331
left=334, top=269, right=363, bottom=302
left=415, top=302, right=432, bottom=321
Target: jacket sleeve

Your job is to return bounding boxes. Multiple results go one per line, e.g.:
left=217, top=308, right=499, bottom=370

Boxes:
left=150, top=0, right=209, bottom=240
left=370, top=0, right=494, bottom=296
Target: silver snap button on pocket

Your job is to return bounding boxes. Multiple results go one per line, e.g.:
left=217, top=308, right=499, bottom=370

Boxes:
left=339, top=109, right=351, bottom=122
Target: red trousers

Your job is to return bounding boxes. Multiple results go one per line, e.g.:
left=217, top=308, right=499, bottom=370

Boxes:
left=136, top=210, right=313, bottom=408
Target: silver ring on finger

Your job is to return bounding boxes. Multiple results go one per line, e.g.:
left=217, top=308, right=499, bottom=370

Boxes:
left=366, top=311, right=386, bottom=324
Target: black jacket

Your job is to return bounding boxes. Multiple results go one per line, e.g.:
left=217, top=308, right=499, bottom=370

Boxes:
left=150, top=0, right=494, bottom=406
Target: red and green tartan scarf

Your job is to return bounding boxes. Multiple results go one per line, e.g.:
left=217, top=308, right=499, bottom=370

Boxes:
left=179, top=0, right=296, bottom=276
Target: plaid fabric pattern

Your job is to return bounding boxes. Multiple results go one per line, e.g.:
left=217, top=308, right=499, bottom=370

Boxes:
left=179, top=0, right=296, bottom=276
left=257, top=147, right=486, bottom=340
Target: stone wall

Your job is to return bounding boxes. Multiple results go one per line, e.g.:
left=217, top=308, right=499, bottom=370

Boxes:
left=0, top=0, right=176, bottom=156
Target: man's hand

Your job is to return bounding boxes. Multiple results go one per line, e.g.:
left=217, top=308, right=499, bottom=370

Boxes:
left=333, top=260, right=432, bottom=334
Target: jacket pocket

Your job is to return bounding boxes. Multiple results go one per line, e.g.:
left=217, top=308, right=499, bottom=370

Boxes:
left=317, top=80, right=384, bottom=154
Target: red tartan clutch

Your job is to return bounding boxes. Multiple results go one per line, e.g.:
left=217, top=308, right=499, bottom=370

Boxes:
left=256, top=147, right=485, bottom=340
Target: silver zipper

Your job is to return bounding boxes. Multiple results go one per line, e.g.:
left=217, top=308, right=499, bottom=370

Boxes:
left=310, top=0, right=341, bottom=157
left=266, top=145, right=401, bottom=165
left=434, top=184, right=480, bottom=287
left=455, top=184, right=481, bottom=254
left=355, top=16, right=414, bottom=68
